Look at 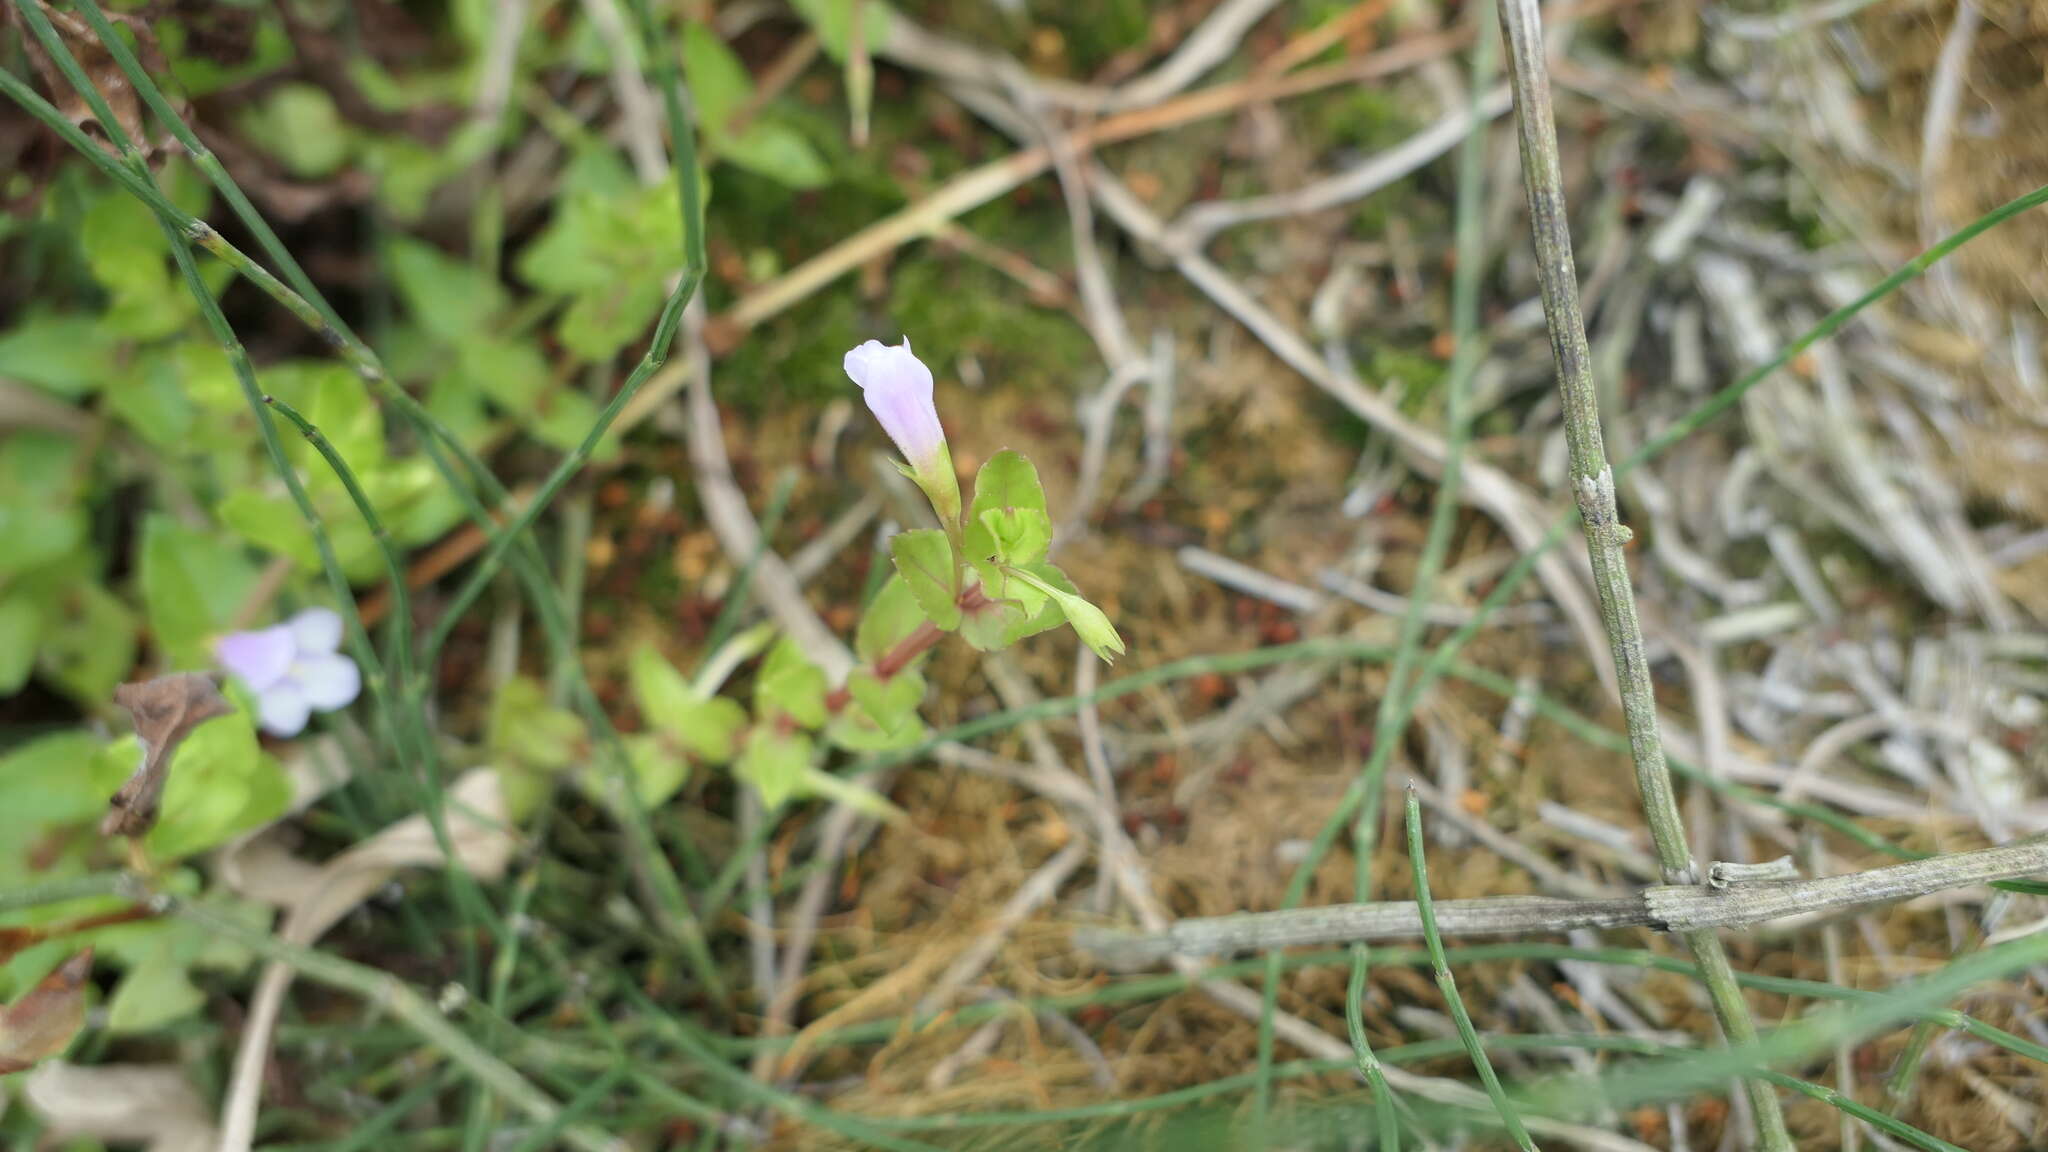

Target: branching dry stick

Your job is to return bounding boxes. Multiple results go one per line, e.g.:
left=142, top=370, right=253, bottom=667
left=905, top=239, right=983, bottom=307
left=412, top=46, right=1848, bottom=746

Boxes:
left=1080, top=837, right=2048, bottom=962
left=1491, top=0, right=1794, bottom=1145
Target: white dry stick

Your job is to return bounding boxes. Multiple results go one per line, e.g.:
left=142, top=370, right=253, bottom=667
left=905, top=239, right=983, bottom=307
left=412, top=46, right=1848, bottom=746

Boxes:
left=1165, top=85, right=1513, bottom=252
left=577, top=0, right=666, bottom=183
left=740, top=790, right=778, bottom=1011
left=1088, top=167, right=1619, bottom=694
left=1074, top=649, right=1123, bottom=913
left=1083, top=837, right=2048, bottom=960
left=1917, top=0, right=1983, bottom=331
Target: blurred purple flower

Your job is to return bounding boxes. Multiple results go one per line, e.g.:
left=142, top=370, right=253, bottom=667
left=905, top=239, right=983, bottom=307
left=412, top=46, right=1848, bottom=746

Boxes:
left=214, top=608, right=361, bottom=737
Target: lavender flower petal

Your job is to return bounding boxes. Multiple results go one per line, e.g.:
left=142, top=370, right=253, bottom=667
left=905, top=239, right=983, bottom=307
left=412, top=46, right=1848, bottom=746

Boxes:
left=287, top=607, right=345, bottom=655
left=214, top=626, right=294, bottom=692
left=292, top=652, right=362, bottom=711
left=255, top=683, right=312, bottom=738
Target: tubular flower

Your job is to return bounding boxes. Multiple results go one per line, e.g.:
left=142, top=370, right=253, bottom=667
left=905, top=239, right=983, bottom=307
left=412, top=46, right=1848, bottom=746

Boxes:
left=844, top=337, right=961, bottom=526
left=214, top=608, right=361, bottom=737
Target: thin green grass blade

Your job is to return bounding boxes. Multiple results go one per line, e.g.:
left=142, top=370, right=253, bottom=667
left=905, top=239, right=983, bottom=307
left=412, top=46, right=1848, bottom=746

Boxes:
left=1405, top=790, right=1537, bottom=1149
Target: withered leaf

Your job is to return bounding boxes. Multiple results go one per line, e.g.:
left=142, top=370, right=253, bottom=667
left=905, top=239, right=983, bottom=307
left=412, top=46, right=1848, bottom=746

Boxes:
left=9, top=2, right=148, bottom=156
left=102, top=672, right=234, bottom=838
left=0, top=949, right=92, bottom=1076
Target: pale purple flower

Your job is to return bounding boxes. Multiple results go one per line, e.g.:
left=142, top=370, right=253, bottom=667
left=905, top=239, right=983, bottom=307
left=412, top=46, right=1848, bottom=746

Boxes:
left=214, top=608, right=361, bottom=737
left=843, top=338, right=946, bottom=469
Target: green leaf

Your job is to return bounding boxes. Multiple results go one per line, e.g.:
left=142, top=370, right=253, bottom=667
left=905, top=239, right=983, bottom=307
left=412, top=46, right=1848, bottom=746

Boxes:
left=963, top=449, right=1051, bottom=567
left=0, top=592, right=41, bottom=694
left=104, top=945, right=202, bottom=1035
left=736, top=728, right=811, bottom=810
left=955, top=596, right=1026, bottom=653
left=998, top=561, right=1072, bottom=646
left=0, top=313, right=118, bottom=396
left=888, top=529, right=961, bottom=631
left=105, top=351, right=195, bottom=448
left=630, top=646, right=747, bottom=763
left=0, top=428, right=85, bottom=575
left=143, top=704, right=287, bottom=861
left=456, top=338, right=551, bottom=409
left=80, top=192, right=189, bottom=341
left=846, top=668, right=924, bottom=737
left=1007, top=565, right=1126, bottom=663
left=622, top=734, right=689, bottom=808
left=788, top=0, right=894, bottom=60
left=0, top=734, right=126, bottom=866
left=975, top=506, right=1052, bottom=568
left=680, top=23, right=830, bottom=189
left=219, top=490, right=319, bottom=572
left=490, top=676, right=587, bottom=772
left=718, top=123, right=831, bottom=190
left=236, top=83, right=349, bottom=178
left=388, top=235, right=506, bottom=343
left=139, top=516, right=259, bottom=670
left=680, top=23, right=753, bottom=128
left=558, top=277, right=665, bottom=362
left=854, top=575, right=925, bottom=664
left=755, top=638, right=827, bottom=729
left=39, top=585, right=136, bottom=705
left=969, top=449, right=1049, bottom=520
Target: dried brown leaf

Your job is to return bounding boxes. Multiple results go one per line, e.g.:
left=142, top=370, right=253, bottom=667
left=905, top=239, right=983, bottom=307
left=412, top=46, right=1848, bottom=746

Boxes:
left=102, top=672, right=234, bottom=838
left=9, top=2, right=147, bottom=154
left=0, top=949, right=92, bottom=1075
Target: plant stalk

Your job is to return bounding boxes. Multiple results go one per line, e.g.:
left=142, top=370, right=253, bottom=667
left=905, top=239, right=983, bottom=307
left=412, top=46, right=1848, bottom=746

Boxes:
left=1490, top=0, right=1791, bottom=1144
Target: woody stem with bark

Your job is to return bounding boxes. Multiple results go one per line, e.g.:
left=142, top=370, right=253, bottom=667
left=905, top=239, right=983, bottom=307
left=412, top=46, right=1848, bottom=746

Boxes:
left=1492, top=0, right=1794, bottom=1146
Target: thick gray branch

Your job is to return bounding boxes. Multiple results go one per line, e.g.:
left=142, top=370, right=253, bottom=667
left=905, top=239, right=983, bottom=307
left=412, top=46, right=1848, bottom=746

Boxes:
left=1080, top=839, right=2048, bottom=964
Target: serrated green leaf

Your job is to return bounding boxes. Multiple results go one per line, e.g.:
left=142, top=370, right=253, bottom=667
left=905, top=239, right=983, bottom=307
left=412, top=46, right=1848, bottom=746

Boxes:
left=888, top=529, right=960, bottom=631
left=969, top=449, right=1049, bottom=520
left=139, top=517, right=259, bottom=671
left=964, top=450, right=1050, bottom=567
left=976, top=506, right=1052, bottom=568
left=855, top=575, right=925, bottom=664
left=756, top=638, right=828, bottom=728
left=736, top=728, right=811, bottom=809
left=1007, top=564, right=1126, bottom=663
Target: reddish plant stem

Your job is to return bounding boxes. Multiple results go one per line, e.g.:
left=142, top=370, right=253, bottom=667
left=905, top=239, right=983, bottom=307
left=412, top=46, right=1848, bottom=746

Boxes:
left=821, top=584, right=988, bottom=713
